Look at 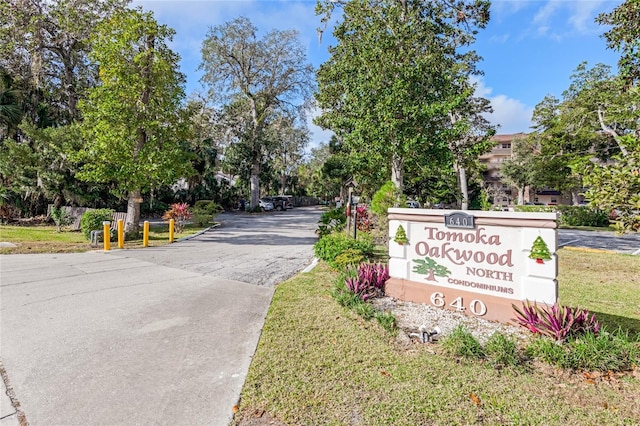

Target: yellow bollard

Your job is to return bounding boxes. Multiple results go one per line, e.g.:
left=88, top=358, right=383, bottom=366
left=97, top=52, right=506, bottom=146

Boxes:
left=103, top=221, right=111, bottom=251
left=169, top=219, right=175, bottom=243
left=143, top=220, right=150, bottom=247
left=118, top=219, right=124, bottom=249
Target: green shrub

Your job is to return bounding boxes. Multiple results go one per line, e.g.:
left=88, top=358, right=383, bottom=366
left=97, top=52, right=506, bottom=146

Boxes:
left=192, top=200, right=223, bottom=226
left=566, top=330, right=639, bottom=371
left=485, top=333, right=521, bottom=368
left=513, top=205, right=555, bottom=213
left=556, top=205, right=609, bottom=227
left=441, top=325, right=485, bottom=359
left=331, top=274, right=397, bottom=334
left=525, top=329, right=639, bottom=372
left=525, top=337, right=568, bottom=366
left=371, top=181, right=406, bottom=216
left=374, top=311, right=397, bottom=334
left=333, top=248, right=366, bottom=269
left=314, top=232, right=375, bottom=268
left=50, top=207, right=73, bottom=232
left=514, top=205, right=610, bottom=228
left=317, top=206, right=346, bottom=237
left=80, top=209, right=114, bottom=240
left=193, top=200, right=223, bottom=215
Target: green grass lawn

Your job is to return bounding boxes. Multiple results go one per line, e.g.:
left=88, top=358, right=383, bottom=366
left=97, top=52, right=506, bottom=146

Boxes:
left=0, top=222, right=210, bottom=254
left=234, top=249, right=640, bottom=425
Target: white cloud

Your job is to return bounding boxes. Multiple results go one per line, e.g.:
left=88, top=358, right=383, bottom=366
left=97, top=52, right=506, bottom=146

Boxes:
left=305, top=105, right=334, bottom=151
left=526, top=0, right=611, bottom=40
left=567, top=0, right=608, bottom=34
left=473, top=77, right=534, bottom=134
left=533, top=1, right=560, bottom=29
left=490, top=0, right=532, bottom=22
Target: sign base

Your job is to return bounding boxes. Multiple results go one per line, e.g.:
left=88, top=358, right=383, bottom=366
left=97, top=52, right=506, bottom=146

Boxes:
left=386, top=278, right=523, bottom=324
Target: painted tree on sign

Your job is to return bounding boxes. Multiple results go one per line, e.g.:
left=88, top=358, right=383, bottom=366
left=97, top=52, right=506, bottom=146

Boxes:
left=412, top=257, right=451, bottom=282
left=529, top=236, right=552, bottom=264
left=77, top=8, right=192, bottom=234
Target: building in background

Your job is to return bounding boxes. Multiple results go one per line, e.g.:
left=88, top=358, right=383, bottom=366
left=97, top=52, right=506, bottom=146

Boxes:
left=479, top=133, right=572, bottom=208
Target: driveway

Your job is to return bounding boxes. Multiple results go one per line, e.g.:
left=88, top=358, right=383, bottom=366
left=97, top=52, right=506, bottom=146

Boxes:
left=0, top=206, right=321, bottom=426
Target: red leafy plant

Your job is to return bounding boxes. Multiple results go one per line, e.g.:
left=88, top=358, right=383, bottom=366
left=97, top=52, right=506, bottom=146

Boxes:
left=512, top=300, right=601, bottom=342
left=345, top=263, right=390, bottom=302
left=355, top=205, right=371, bottom=231
left=162, top=202, right=192, bottom=233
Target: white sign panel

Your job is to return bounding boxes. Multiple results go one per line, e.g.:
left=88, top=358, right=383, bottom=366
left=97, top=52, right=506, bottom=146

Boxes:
left=387, top=209, right=558, bottom=322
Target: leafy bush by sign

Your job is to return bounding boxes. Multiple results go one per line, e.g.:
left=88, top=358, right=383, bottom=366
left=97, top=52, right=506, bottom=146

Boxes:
left=80, top=209, right=114, bottom=240
left=317, top=206, right=346, bottom=237
left=555, top=205, right=609, bottom=227
left=344, top=263, right=389, bottom=301
left=371, top=181, right=406, bottom=216
left=314, top=232, right=374, bottom=268
left=515, top=205, right=610, bottom=228
left=512, top=301, right=601, bottom=342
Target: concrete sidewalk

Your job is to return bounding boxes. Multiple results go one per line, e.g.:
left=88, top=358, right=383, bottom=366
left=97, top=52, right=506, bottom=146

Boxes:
left=1, top=251, right=274, bottom=425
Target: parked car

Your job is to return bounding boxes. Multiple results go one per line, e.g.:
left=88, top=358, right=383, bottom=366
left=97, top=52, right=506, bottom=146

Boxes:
left=264, top=196, right=292, bottom=211
left=258, top=199, right=274, bottom=211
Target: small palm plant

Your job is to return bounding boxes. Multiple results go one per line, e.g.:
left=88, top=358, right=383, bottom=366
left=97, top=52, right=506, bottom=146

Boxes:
left=50, top=206, right=73, bottom=232
left=162, top=203, right=192, bottom=233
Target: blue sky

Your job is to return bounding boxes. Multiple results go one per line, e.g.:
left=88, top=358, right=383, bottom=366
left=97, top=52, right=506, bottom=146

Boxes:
left=133, top=0, right=622, bottom=147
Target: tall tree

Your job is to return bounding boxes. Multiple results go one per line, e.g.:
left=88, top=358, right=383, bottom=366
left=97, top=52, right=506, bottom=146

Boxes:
left=0, top=71, right=22, bottom=139
left=561, top=62, right=635, bottom=156
left=596, top=0, right=640, bottom=88
left=0, top=0, right=129, bottom=123
left=446, top=78, right=496, bottom=209
left=314, top=0, right=490, bottom=194
left=267, top=113, right=309, bottom=195
left=77, top=8, right=192, bottom=234
left=200, top=17, right=314, bottom=208
left=0, top=1, right=130, bottom=215
left=500, top=135, right=538, bottom=205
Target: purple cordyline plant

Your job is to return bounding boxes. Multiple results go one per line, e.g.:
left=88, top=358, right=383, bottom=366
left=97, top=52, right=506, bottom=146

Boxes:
left=512, top=301, right=601, bottom=342
left=344, top=263, right=390, bottom=301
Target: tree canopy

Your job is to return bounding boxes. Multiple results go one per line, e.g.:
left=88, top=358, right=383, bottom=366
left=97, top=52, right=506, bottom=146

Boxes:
left=77, top=8, right=191, bottom=232
left=314, top=0, right=491, bottom=199
left=200, top=17, right=315, bottom=207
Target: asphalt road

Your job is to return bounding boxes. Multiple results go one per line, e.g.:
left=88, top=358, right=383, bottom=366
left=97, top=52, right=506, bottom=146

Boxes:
left=0, top=206, right=321, bottom=426
left=558, top=228, right=640, bottom=255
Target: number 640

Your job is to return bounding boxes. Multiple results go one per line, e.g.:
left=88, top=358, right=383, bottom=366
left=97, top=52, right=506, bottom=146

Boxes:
left=429, top=292, right=487, bottom=316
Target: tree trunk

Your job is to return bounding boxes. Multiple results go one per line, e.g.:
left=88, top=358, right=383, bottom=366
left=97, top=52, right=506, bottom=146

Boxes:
left=458, top=164, right=469, bottom=210
left=517, top=187, right=525, bottom=205
left=250, top=161, right=260, bottom=208
left=571, top=190, right=580, bottom=206
left=280, top=171, right=287, bottom=195
left=391, top=153, right=403, bottom=194
left=125, top=190, right=141, bottom=235
left=424, top=269, right=436, bottom=282
left=597, top=107, right=629, bottom=156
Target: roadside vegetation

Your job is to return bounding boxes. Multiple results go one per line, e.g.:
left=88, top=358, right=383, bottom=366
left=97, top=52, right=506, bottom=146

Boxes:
left=0, top=222, right=209, bottom=254
left=234, top=249, right=640, bottom=425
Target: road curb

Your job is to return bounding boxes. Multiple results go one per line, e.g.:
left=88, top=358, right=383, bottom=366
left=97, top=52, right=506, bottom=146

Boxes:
left=0, top=360, right=26, bottom=426
left=176, top=223, right=221, bottom=243
left=301, top=257, right=319, bottom=273
left=561, top=246, right=618, bottom=254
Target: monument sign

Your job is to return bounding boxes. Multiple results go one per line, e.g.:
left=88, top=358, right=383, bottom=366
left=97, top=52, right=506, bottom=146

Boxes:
left=387, top=208, right=558, bottom=323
